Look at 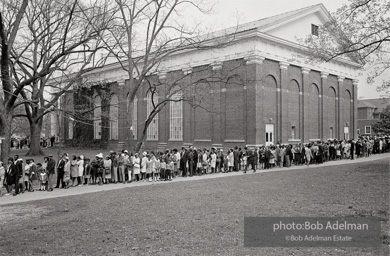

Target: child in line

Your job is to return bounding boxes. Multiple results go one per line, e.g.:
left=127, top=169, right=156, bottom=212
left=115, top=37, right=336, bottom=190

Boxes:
left=37, top=163, right=47, bottom=191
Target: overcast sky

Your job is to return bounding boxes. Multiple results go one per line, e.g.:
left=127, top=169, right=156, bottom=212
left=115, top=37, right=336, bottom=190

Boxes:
left=193, top=0, right=383, bottom=99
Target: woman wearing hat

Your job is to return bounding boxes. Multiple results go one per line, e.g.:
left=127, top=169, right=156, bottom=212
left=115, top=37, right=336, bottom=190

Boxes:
left=132, top=153, right=141, bottom=182
left=70, top=155, right=78, bottom=186
left=63, top=156, right=71, bottom=189
left=141, top=152, right=148, bottom=181
left=92, top=153, right=104, bottom=185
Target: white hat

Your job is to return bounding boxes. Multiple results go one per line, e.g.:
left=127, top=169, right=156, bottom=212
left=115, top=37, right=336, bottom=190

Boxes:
left=124, top=150, right=128, bottom=154
left=96, top=153, right=103, bottom=158
left=143, top=152, right=147, bottom=156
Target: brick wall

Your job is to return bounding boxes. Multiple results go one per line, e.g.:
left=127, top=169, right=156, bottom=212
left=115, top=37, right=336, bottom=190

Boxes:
left=63, top=58, right=358, bottom=150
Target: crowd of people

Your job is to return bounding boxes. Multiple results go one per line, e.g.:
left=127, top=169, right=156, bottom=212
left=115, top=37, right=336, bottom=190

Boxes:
left=10, top=135, right=57, bottom=150
left=0, top=136, right=388, bottom=197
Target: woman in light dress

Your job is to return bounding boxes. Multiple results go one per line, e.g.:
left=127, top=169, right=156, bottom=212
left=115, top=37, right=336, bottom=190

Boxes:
left=133, top=153, right=141, bottom=182
left=77, top=155, right=84, bottom=186
left=228, top=149, right=234, bottom=172
left=70, top=155, right=78, bottom=186
left=210, top=148, right=217, bottom=174
left=104, top=156, right=112, bottom=184
left=305, top=144, right=313, bottom=167
left=270, top=147, right=276, bottom=168
left=141, top=152, right=148, bottom=181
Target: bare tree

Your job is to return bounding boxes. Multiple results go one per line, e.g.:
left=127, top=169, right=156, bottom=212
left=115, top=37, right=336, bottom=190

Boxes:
left=81, top=0, right=237, bottom=152
left=302, top=0, right=390, bottom=96
left=0, top=0, right=29, bottom=162
left=0, top=0, right=116, bottom=159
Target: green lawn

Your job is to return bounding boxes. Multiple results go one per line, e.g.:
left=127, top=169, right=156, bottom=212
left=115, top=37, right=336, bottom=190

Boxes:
left=0, top=159, right=389, bottom=256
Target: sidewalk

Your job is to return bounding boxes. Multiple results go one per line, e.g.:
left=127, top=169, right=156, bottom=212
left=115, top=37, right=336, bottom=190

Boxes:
left=1, top=153, right=389, bottom=206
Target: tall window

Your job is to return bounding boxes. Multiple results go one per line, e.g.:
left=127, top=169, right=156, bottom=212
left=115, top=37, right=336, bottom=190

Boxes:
left=146, top=92, right=158, bottom=140
left=329, top=127, right=333, bottom=139
left=291, top=127, right=295, bottom=140
left=365, top=126, right=371, bottom=134
left=133, top=96, right=138, bottom=140
left=68, top=119, right=73, bottom=139
left=109, top=95, right=119, bottom=140
left=93, top=94, right=102, bottom=139
left=170, top=90, right=183, bottom=140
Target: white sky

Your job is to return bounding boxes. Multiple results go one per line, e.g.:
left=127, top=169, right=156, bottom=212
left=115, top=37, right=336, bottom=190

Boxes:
left=191, top=0, right=384, bottom=99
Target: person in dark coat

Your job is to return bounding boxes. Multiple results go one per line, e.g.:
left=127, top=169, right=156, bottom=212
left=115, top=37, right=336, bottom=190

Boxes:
left=13, top=155, right=23, bottom=195
left=193, top=148, right=198, bottom=175
left=4, top=158, right=16, bottom=195
left=46, top=154, right=56, bottom=191
left=244, top=147, right=256, bottom=173
left=264, top=146, right=271, bottom=169
left=356, top=140, right=362, bottom=158
left=318, top=142, right=323, bottom=164
left=233, top=146, right=239, bottom=171
left=180, top=147, right=188, bottom=177
left=350, top=140, right=355, bottom=160
left=55, top=154, right=66, bottom=188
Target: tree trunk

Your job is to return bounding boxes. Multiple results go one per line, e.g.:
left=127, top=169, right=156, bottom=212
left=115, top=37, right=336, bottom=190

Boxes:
left=125, top=100, right=135, bottom=152
left=26, top=122, right=45, bottom=156
left=135, top=131, right=146, bottom=153
left=0, top=114, right=12, bottom=163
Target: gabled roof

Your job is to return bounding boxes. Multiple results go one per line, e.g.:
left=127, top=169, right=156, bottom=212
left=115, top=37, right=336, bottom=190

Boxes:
left=358, top=98, right=390, bottom=112
left=357, top=101, right=377, bottom=109
left=233, top=4, right=331, bottom=34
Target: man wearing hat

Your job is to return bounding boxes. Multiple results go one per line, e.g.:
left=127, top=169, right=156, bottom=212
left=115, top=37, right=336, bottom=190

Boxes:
left=46, top=154, right=56, bottom=191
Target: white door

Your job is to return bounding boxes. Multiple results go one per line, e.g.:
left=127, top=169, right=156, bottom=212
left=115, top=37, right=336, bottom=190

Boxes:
left=265, top=124, right=274, bottom=146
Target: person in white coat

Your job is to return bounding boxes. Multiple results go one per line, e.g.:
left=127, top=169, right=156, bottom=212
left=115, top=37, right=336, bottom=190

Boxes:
left=141, top=152, right=148, bottom=181
left=133, top=153, right=141, bottom=182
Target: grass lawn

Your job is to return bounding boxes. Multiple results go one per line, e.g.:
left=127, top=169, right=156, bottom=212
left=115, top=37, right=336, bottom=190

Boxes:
left=0, top=159, right=388, bottom=256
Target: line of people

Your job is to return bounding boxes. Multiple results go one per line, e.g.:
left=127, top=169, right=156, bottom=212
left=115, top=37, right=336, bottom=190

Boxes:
left=0, top=136, right=388, bottom=196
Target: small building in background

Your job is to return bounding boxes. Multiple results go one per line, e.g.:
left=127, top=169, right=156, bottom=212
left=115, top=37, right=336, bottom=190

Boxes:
left=357, top=98, right=390, bottom=135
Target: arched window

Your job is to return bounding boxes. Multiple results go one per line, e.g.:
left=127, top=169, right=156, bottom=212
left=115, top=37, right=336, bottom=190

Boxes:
left=169, top=88, right=183, bottom=140
left=93, top=93, right=102, bottom=140
left=133, top=96, right=138, bottom=140
left=146, top=91, right=158, bottom=140
left=109, top=94, right=119, bottom=140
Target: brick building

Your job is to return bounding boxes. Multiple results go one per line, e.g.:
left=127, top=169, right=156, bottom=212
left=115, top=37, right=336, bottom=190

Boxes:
left=51, top=4, right=361, bottom=150
left=357, top=98, right=390, bottom=135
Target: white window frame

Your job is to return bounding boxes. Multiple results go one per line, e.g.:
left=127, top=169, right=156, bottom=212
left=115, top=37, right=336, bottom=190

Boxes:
left=133, top=96, right=138, bottom=140
left=169, top=91, right=183, bottom=141
left=93, top=94, right=102, bottom=140
left=365, top=126, right=371, bottom=134
left=146, top=92, right=158, bottom=141
left=329, top=127, right=334, bottom=139
left=68, top=119, right=73, bottom=139
left=291, top=127, right=295, bottom=140
left=311, top=24, right=319, bottom=36
left=109, top=95, right=119, bottom=140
